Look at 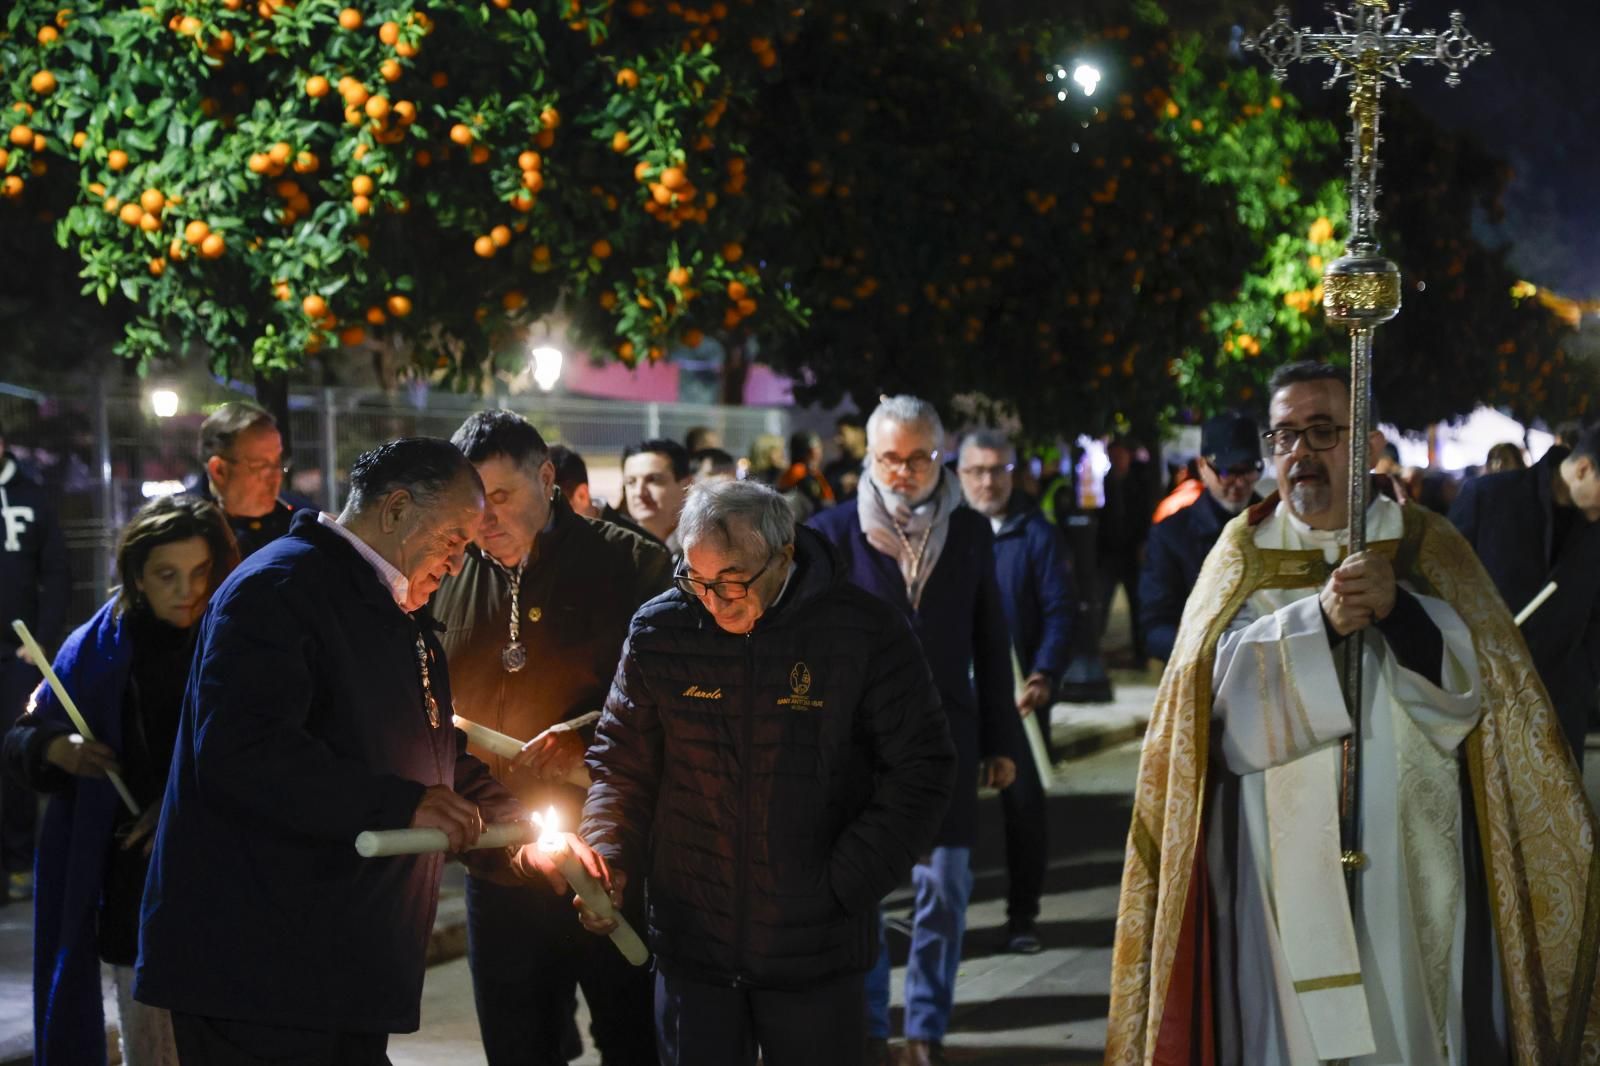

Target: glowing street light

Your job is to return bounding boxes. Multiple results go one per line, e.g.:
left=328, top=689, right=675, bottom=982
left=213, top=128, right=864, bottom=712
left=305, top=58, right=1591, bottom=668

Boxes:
left=1072, top=63, right=1101, bottom=97
left=150, top=388, right=181, bottom=418
left=530, top=345, right=564, bottom=392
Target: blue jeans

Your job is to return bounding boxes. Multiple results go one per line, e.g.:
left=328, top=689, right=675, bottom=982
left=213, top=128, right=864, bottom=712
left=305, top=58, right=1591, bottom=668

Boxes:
left=865, top=846, right=973, bottom=1041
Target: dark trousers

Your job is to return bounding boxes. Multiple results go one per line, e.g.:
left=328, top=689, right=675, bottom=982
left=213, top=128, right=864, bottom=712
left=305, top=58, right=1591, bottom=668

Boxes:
left=170, top=1012, right=389, bottom=1066
left=465, top=874, right=656, bottom=1066
left=1000, top=740, right=1048, bottom=925
left=1097, top=553, right=1146, bottom=663
left=654, top=968, right=866, bottom=1066
left=0, top=658, right=40, bottom=875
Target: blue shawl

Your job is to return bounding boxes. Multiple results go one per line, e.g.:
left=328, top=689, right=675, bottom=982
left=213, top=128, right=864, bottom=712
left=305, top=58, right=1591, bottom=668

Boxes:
left=30, top=599, right=134, bottom=1066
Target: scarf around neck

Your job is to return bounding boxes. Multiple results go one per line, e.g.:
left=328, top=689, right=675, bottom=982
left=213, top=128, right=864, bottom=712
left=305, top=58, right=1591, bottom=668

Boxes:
left=858, top=466, right=964, bottom=609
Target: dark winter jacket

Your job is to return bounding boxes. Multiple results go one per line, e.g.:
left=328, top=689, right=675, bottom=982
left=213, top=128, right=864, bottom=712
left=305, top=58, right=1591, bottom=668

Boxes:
left=1139, top=490, right=1259, bottom=662
left=808, top=494, right=1025, bottom=847
left=135, top=511, right=520, bottom=1033
left=434, top=490, right=671, bottom=807
left=1449, top=447, right=1600, bottom=758
left=989, top=496, right=1074, bottom=682
left=0, top=453, right=71, bottom=661
left=581, top=526, right=955, bottom=989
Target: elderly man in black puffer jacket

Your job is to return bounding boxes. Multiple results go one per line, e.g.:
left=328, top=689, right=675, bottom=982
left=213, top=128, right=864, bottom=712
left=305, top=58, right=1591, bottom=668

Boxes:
left=578, top=479, right=956, bottom=1066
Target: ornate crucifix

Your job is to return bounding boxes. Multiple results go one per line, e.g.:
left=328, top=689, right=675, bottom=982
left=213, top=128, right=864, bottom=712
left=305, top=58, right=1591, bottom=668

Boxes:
left=1244, top=2, right=1491, bottom=901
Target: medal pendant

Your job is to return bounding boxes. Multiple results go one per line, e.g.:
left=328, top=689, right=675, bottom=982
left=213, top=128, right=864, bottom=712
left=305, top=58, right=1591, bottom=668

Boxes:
left=424, top=693, right=441, bottom=729
left=502, top=641, right=527, bottom=673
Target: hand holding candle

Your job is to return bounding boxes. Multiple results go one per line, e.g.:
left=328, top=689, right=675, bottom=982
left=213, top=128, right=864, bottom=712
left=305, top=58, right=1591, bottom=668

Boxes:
left=526, top=806, right=649, bottom=966
left=453, top=712, right=598, bottom=788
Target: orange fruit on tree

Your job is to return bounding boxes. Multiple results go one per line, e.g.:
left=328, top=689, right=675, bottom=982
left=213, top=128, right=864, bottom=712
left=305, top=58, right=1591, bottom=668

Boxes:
left=0, top=150, right=11, bottom=168
left=305, top=74, right=330, bottom=97
left=667, top=266, right=690, bottom=287
left=535, top=129, right=555, bottom=149
left=119, top=202, right=145, bottom=226
left=386, top=294, right=413, bottom=317
left=660, top=166, right=687, bottom=190
left=518, top=150, right=541, bottom=171
left=272, top=281, right=291, bottom=301
left=365, top=306, right=386, bottom=325
left=30, top=71, right=57, bottom=95
left=351, top=194, right=371, bottom=215
left=351, top=174, right=375, bottom=196
left=539, top=107, right=561, bottom=129
left=380, top=59, right=402, bottom=82
left=470, top=144, right=490, bottom=165
left=430, top=71, right=449, bottom=89
left=618, top=341, right=635, bottom=359
left=184, top=219, right=210, bottom=244
left=342, top=81, right=369, bottom=107
left=148, top=257, right=167, bottom=277
left=293, top=150, right=319, bottom=174
left=302, top=294, right=328, bottom=317
left=72, top=131, right=86, bottom=148
left=0, top=175, right=22, bottom=199
left=633, top=160, right=652, bottom=182
left=378, top=20, right=400, bottom=44
left=502, top=289, right=525, bottom=311
left=415, top=149, right=432, bottom=167
left=394, top=39, right=417, bottom=57
left=37, top=26, right=59, bottom=45
left=339, top=325, right=366, bottom=346
left=139, top=211, right=161, bottom=232
left=616, top=68, right=639, bottom=89
left=200, top=232, right=225, bottom=258
left=248, top=152, right=272, bottom=174
left=736, top=297, right=756, bottom=316
left=722, top=241, right=743, bottom=263
left=649, top=182, right=672, bottom=205
left=140, top=188, right=165, bottom=213
left=591, top=239, right=612, bottom=259
left=31, top=133, right=46, bottom=153
left=9, top=125, right=33, bottom=147
left=510, top=191, right=534, bottom=212
left=490, top=224, right=512, bottom=248
left=345, top=107, right=364, bottom=126
left=364, top=95, right=390, bottom=120
left=532, top=243, right=552, bottom=264
left=682, top=327, right=704, bottom=347
left=392, top=100, right=416, bottom=125
left=338, top=7, right=362, bottom=29
left=726, top=279, right=747, bottom=300
left=473, top=235, right=496, bottom=258
left=599, top=291, right=617, bottom=310
left=449, top=123, right=474, bottom=146
left=520, top=170, right=544, bottom=193
left=611, top=130, right=631, bottom=153
left=268, top=141, right=292, bottom=166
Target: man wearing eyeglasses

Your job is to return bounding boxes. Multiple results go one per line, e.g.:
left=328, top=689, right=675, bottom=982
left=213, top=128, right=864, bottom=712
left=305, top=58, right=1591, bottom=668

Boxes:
left=809, top=395, right=1025, bottom=1066
left=956, top=429, right=1074, bottom=957
left=198, top=401, right=295, bottom=558
left=1108, top=361, right=1600, bottom=1064
left=1138, top=412, right=1265, bottom=663
left=577, top=480, right=955, bottom=1066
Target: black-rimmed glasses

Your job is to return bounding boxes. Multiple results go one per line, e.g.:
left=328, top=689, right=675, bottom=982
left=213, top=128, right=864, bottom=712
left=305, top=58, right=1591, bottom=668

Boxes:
left=675, top=553, right=779, bottom=602
left=1261, top=424, right=1347, bottom=457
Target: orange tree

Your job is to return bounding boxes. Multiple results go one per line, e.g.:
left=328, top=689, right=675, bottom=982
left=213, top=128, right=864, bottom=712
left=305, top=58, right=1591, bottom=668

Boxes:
left=0, top=0, right=801, bottom=387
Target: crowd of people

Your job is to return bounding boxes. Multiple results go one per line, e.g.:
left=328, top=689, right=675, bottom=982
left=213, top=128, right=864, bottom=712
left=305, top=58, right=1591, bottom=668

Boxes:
left=0, top=370, right=1596, bottom=1066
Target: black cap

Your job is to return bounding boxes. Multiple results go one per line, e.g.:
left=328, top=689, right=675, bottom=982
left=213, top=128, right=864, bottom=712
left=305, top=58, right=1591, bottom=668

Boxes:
left=1201, top=412, right=1261, bottom=469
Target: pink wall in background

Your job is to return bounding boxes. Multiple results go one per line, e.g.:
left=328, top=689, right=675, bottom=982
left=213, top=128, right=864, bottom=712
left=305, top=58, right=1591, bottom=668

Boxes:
left=563, top=351, right=796, bottom=407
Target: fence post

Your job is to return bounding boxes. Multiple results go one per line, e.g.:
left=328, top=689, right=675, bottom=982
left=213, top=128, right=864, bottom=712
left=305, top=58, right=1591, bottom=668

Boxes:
left=646, top=402, right=661, bottom=440
left=92, top=376, right=114, bottom=602
left=321, top=387, right=340, bottom=514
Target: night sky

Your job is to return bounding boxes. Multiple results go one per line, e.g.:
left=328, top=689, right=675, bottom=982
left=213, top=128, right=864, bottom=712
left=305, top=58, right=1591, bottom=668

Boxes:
left=1253, top=0, right=1600, bottom=298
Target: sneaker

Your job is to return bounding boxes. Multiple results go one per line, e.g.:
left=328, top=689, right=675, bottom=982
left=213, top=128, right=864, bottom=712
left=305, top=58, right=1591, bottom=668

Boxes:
left=1005, top=920, right=1043, bottom=955
left=864, top=1037, right=891, bottom=1066
left=7, top=871, right=33, bottom=903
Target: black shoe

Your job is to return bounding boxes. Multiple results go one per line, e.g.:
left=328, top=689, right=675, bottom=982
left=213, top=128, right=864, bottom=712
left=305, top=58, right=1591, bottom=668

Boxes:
left=1006, top=920, right=1043, bottom=955
left=904, top=1039, right=948, bottom=1066
left=865, top=1036, right=891, bottom=1066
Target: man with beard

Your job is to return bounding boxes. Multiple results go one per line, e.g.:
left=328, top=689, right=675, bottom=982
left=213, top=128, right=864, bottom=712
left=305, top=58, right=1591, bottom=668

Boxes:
left=809, top=396, right=1025, bottom=1066
left=1138, top=412, right=1264, bottom=662
left=957, top=429, right=1074, bottom=955
left=1106, top=362, right=1600, bottom=1065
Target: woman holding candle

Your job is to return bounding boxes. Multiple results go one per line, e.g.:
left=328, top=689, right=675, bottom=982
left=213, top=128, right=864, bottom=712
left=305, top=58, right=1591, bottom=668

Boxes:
left=2, top=494, right=238, bottom=1066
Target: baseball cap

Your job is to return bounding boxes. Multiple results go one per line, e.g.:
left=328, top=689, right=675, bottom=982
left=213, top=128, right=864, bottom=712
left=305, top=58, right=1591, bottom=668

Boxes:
left=1201, top=412, right=1262, bottom=470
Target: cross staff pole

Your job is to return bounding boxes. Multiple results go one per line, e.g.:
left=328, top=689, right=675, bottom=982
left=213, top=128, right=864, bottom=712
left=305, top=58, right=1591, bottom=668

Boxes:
left=1245, top=2, right=1490, bottom=905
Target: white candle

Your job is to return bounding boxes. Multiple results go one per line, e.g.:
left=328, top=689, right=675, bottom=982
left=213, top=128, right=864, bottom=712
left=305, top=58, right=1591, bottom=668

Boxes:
left=534, top=807, right=649, bottom=966
left=452, top=711, right=601, bottom=787
left=1513, top=581, right=1557, bottom=627
left=354, top=820, right=535, bottom=858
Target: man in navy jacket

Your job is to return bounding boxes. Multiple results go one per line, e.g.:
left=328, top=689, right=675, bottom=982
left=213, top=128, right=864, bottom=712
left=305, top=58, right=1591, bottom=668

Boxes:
left=1450, top=425, right=1600, bottom=767
left=1139, top=413, right=1264, bottom=662
left=810, top=396, right=1025, bottom=1066
left=136, top=438, right=579, bottom=1063
left=956, top=430, right=1073, bottom=955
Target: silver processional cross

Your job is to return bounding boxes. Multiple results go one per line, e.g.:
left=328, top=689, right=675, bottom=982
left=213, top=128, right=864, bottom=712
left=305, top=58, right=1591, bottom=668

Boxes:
left=1243, top=1, right=1491, bottom=902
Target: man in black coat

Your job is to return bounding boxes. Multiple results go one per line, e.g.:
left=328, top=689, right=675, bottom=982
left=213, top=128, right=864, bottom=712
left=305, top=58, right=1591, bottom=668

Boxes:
left=1450, top=424, right=1600, bottom=767
left=136, top=438, right=583, bottom=1064
left=433, top=411, right=669, bottom=1065
left=195, top=401, right=297, bottom=559
left=1139, top=413, right=1264, bottom=663
left=0, top=423, right=71, bottom=902
left=577, top=480, right=956, bottom=1066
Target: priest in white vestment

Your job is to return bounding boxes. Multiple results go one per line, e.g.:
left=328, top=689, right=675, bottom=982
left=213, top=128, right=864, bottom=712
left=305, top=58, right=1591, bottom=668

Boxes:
left=1105, top=361, right=1600, bottom=1066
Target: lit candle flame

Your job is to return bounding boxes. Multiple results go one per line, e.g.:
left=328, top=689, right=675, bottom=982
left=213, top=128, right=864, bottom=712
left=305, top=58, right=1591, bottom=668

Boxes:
left=532, top=805, right=563, bottom=850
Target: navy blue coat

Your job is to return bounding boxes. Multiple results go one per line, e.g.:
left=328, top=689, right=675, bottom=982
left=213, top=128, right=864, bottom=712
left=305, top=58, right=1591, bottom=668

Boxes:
left=809, top=496, right=1025, bottom=847
left=989, top=499, right=1074, bottom=682
left=1139, top=490, right=1251, bottom=662
left=135, top=511, right=519, bottom=1033
left=1449, top=448, right=1600, bottom=759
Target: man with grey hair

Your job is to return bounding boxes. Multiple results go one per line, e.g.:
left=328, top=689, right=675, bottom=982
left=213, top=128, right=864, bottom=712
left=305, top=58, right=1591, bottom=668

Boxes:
left=811, top=396, right=1025, bottom=1066
left=577, top=479, right=955, bottom=1065
left=197, top=400, right=296, bottom=558
left=957, top=428, right=1074, bottom=956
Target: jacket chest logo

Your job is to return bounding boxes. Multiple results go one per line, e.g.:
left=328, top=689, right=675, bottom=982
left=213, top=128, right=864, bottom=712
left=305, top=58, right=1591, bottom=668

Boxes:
left=682, top=685, right=723, bottom=700
left=778, top=661, right=823, bottom=710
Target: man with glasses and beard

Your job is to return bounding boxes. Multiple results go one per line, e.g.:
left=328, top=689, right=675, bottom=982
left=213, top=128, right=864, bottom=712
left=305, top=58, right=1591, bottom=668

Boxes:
left=197, top=402, right=296, bottom=559
left=1138, top=412, right=1264, bottom=663
left=809, top=395, right=1026, bottom=1066
left=575, top=480, right=954, bottom=1065
left=1106, top=361, right=1600, bottom=1064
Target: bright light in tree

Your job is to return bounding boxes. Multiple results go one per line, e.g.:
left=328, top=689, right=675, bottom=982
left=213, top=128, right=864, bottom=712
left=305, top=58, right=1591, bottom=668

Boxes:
left=1073, top=63, right=1101, bottom=97
left=530, top=346, right=564, bottom=392
left=150, top=389, right=180, bottom=418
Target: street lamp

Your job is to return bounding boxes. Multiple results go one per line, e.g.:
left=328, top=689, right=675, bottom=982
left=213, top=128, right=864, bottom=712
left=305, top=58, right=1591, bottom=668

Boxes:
left=1072, top=63, right=1101, bottom=97
left=150, top=388, right=181, bottom=418
left=530, top=345, right=564, bottom=392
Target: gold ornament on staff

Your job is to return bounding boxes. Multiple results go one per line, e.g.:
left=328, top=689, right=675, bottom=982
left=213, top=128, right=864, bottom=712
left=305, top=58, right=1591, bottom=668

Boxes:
left=1244, top=2, right=1491, bottom=906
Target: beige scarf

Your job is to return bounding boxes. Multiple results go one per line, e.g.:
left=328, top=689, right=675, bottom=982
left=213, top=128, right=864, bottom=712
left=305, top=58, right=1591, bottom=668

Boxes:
left=857, top=467, right=963, bottom=609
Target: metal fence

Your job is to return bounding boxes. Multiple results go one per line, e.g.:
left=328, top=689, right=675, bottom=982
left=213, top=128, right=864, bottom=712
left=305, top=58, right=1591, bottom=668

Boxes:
left=0, top=378, right=799, bottom=628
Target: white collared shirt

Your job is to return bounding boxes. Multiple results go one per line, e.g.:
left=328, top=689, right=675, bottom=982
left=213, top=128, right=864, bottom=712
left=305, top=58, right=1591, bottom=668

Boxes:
left=317, top=512, right=409, bottom=609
